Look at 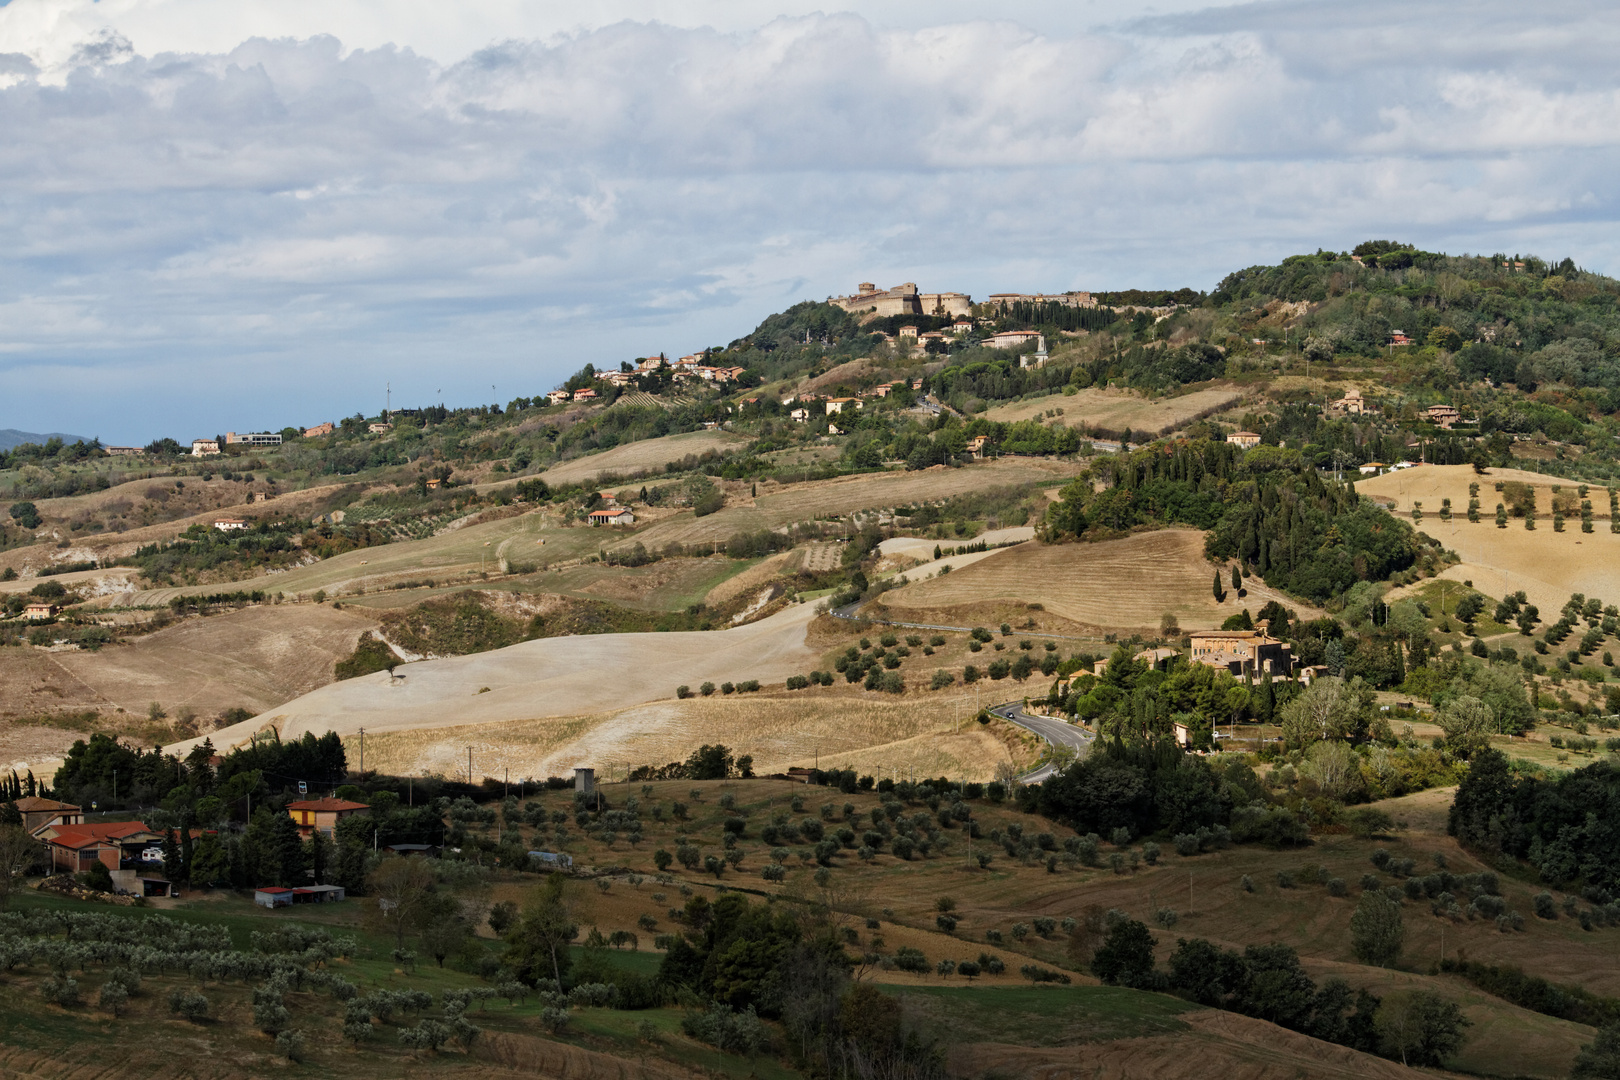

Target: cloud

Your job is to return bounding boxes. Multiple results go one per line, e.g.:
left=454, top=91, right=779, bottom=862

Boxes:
left=0, top=1, right=1618, bottom=440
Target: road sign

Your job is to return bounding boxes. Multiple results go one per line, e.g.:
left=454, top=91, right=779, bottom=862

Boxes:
left=298, top=781, right=307, bottom=795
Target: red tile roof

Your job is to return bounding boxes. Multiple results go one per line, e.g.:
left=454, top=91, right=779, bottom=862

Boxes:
left=286, top=797, right=369, bottom=812
left=14, top=796, right=79, bottom=813
left=43, top=822, right=154, bottom=849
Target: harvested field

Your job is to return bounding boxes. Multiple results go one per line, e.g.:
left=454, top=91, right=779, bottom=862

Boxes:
left=883, top=530, right=1320, bottom=633
left=986, top=386, right=1243, bottom=436
left=168, top=602, right=825, bottom=759
left=0, top=603, right=378, bottom=768
left=351, top=686, right=1026, bottom=782
left=481, top=430, right=747, bottom=493
left=948, top=1008, right=1432, bottom=1080
left=620, top=459, right=1078, bottom=552
left=1358, top=464, right=1620, bottom=613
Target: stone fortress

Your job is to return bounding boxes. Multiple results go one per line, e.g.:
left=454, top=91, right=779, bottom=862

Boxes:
left=830, top=282, right=1098, bottom=320
left=830, top=282, right=973, bottom=318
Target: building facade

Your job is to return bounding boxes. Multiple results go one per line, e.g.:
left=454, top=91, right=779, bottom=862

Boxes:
left=1188, top=630, right=1293, bottom=678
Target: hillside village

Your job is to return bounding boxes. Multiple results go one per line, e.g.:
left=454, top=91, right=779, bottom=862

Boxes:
left=2, top=243, right=1620, bottom=1080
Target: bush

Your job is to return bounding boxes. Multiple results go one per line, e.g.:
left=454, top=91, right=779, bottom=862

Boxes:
left=1534, top=891, right=1558, bottom=919
left=1154, top=907, right=1179, bottom=928
left=275, top=1029, right=307, bottom=1062
left=1019, top=964, right=1072, bottom=984
left=1328, top=878, right=1348, bottom=897
left=169, top=988, right=209, bottom=1023
left=894, top=947, right=929, bottom=973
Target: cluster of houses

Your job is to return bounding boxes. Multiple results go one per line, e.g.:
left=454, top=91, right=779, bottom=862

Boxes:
left=12, top=792, right=372, bottom=902
left=1093, top=628, right=1298, bottom=684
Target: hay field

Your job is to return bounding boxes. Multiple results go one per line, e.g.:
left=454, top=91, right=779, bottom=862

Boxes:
left=1359, top=464, right=1620, bottom=612
left=884, top=530, right=1321, bottom=632
left=986, top=386, right=1243, bottom=435
left=352, top=689, right=1022, bottom=783
left=0, top=604, right=378, bottom=769
left=477, top=430, right=747, bottom=494
left=622, top=459, right=1077, bottom=552
left=167, top=601, right=824, bottom=760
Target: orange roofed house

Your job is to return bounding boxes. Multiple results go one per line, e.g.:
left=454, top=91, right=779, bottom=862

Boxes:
left=286, top=797, right=369, bottom=839
left=36, top=821, right=164, bottom=873
left=1188, top=629, right=1294, bottom=678
left=16, top=796, right=82, bottom=836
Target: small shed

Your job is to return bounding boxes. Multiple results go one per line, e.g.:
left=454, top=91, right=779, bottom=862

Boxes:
left=254, top=886, right=294, bottom=909
left=573, top=767, right=594, bottom=794
left=290, top=885, right=346, bottom=904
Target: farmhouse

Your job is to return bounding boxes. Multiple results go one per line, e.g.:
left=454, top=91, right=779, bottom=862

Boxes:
left=1226, top=431, right=1262, bottom=449
left=1358, top=462, right=1386, bottom=475
left=572, top=388, right=598, bottom=401
left=36, top=821, right=164, bottom=874
left=790, top=408, right=810, bottom=423
left=1426, top=404, right=1461, bottom=428
left=587, top=507, right=636, bottom=527
left=1389, top=330, right=1411, bottom=346
left=214, top=517, right=248, bottom=531
left=285, top=796, right=369, bottom=839
left=103, top=446, right=143, bottom=457
left=303, top=422, right=335, bottom=437
left=548, top=390, right=571, bottom=405
left=367, top=422, right=393, bottom=434
left=965, top=435, right=992, bottom=459
left=1328, top=388, right=1368, bottom=415
left=15, top=796, right=82, bottom=837
left=190, top=439, right=221, bottom=457
left=23, top=603, right=58, bottom=620
left=1188, top=630, right=1293, bottom=678
left=825, top=398, right=863, bottom=415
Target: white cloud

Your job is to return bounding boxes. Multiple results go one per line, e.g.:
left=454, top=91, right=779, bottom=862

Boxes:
left=0, top=0, right=1618, bottom=440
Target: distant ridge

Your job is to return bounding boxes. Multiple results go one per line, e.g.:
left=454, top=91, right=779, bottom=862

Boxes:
left=0, top=429, right=95, bottom=452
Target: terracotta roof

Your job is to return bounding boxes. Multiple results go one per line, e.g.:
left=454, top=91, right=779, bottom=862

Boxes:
left=1189, top=630, right=1264, bottom=640
left=43, top=822, right=154, bottom=848
left=286, top=797, right=369, bottom=812
left=14, top=797, right=79, bottom=813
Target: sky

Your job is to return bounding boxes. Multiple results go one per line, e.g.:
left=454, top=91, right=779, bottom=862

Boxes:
left=2, top=0, right=1619, bottom=444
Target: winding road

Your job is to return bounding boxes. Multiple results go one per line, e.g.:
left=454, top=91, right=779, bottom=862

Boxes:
left=987, top=700, right=1095, bottom=783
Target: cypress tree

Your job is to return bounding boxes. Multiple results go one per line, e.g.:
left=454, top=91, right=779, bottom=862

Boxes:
left=1231, top=565, right=1241, bottom=590
left=1213, top=571, right=1226, bottom=603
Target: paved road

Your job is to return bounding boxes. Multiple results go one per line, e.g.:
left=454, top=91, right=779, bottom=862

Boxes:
left=987, top=700, right=1094, bottom=784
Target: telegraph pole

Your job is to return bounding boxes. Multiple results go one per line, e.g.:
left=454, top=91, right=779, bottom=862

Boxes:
left=358, top=728, right=365, bottom=776
left=468, top=747, right=473, bottom=786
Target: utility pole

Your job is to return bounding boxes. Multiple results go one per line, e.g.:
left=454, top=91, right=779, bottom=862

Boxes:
left=505, top=767, right=509, bottom=799
left=468, top=746, right=473, bottom=786
left=358, top=728, right=365, bottom=776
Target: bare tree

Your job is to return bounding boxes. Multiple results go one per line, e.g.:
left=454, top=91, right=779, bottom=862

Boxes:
left=367, top=857, right=437, bottom=949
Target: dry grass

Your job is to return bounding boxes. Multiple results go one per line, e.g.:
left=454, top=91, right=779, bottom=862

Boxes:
left=1358, top=464, right=1620, bottom=614
left=342, top=690, right=1031, bottom=783
left=508, top=429, right=748, bottom=490
left=0, top=603, right=378, bottom=771
left=884, top=530, right=1321, bottom=633
left=623, top=459, right=1078, bottom=552
left=986, top=386, right=1244, bottom=436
